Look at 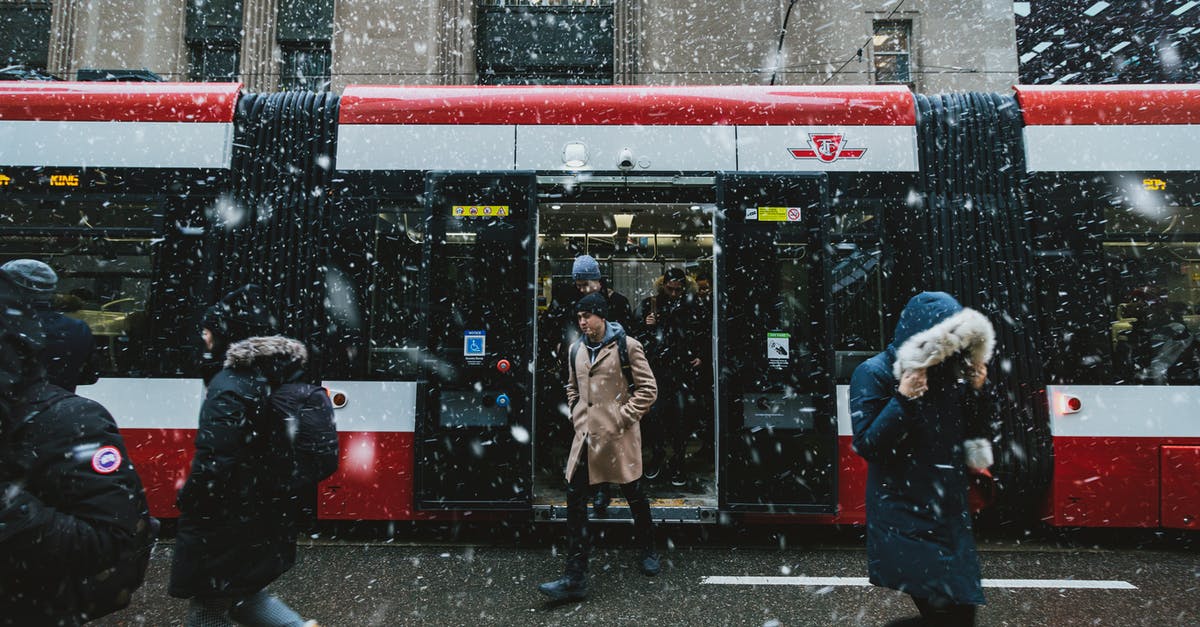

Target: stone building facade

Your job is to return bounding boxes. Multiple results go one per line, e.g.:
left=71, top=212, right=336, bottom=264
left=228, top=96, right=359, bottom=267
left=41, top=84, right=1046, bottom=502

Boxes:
left=2, top=0, right=1019, bottom=92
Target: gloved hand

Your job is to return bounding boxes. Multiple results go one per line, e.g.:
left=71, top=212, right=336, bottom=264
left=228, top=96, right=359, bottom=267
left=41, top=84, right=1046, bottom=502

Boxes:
left=964, top=438, right=993, bottom=472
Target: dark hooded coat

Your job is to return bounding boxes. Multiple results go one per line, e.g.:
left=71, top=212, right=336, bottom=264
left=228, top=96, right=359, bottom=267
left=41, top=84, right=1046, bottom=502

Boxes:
left=1, top=275, right=150, bottom=626
left=849, top=292, right=996, bottom=605
left=169, top=336, right=307, bottom=599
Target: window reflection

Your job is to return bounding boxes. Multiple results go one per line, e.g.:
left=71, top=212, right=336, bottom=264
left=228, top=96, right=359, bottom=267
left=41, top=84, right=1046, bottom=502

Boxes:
left=1105, top=203, right=1200, bottom=385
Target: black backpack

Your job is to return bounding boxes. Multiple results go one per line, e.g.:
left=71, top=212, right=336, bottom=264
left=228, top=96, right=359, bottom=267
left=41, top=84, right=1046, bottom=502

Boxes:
left=569, top=332, right=636, bottom=393
left=268, top=382, right=339, bottom=515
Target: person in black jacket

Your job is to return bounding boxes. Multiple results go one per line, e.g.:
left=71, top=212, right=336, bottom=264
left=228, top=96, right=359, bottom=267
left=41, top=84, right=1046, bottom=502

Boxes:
left=0, top=272, right=151, bottom=626
left=636, top=267, right=703, bottom=486
left=1, top=259, right=98, bottom=392
left=168, top=284, right=317, bottom=627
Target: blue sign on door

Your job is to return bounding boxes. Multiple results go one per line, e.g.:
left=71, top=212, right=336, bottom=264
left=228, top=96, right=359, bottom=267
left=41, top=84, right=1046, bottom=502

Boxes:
left=464, top=330, right=486, bottom=364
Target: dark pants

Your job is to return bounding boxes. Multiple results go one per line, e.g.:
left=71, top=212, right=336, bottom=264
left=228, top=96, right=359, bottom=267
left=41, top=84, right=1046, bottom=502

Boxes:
left=646, top=380, right=693, bottom=469
left=565, top=456, right=655, bottom=577
left=908, top=595, right=977, bottom=626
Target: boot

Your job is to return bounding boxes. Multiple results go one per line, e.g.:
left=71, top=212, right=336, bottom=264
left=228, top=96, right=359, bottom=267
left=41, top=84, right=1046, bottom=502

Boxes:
left=537, top=575, right=588, bottom=601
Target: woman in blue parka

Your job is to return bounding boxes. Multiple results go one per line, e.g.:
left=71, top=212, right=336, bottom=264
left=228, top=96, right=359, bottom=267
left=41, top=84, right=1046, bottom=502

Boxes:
left=850, top=292, right=997, bottom=626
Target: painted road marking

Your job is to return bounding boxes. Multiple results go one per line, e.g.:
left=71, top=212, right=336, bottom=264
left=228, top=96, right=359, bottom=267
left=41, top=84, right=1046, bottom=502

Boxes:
left=702, top=576, right=1137, bottom=590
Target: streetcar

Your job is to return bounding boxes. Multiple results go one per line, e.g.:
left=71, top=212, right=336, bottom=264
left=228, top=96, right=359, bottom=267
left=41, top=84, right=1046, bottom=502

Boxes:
left=0, top=82, right=1195, bottom=529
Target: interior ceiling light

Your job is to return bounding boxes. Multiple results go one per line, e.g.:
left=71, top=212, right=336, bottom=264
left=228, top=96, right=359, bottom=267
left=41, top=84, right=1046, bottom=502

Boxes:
left=613, top=213, right=635, bottom=230
left=562, top=141, right=588, bottom=168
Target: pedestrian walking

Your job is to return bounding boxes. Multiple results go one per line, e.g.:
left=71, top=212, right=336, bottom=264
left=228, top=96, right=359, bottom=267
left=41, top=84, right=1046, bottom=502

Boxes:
left=538, top=292, right=660, bottom=601
left=169, top=284, right=318, bottom=627
left=570, top=254, right=634, bottom=516
left=850, top=291, right=997, bottom=626
left=1, top=259, right=98, bottom=391
left=0, top=271, right=153, bottom=626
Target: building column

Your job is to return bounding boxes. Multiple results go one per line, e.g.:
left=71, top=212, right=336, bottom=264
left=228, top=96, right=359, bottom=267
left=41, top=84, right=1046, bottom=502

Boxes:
left=48, top=0, right=78, bottom=78
left=439, top=0, right=473, bottom=85
left=240, top=0, right=280, bottom=91
left=614, top=0, right=639, bottom=85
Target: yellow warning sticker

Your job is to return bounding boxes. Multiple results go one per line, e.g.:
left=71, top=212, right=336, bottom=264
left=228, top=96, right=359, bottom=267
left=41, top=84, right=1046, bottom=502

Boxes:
left=757, top=206, right=803, bottom=222
left=452, top=205, right=510, bottom=218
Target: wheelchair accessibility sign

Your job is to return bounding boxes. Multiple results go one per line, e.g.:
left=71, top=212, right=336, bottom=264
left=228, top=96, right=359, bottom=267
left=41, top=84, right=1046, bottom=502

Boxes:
left=464, top=330, right=486, bottom=365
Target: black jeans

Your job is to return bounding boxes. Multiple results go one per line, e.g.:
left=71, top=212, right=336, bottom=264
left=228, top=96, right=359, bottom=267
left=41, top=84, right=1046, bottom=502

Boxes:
left=565, top=455, right=655, bottom=577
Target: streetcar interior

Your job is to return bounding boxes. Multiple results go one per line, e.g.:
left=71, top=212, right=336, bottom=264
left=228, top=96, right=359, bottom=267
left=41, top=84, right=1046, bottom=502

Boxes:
left=0, top=196, right=161, bottom=374
left=533, top=200, right=718, bottom=512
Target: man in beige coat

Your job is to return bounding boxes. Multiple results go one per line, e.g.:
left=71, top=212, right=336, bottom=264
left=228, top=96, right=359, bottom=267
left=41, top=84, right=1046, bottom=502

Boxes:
left=538, top=292, right=660, bottom=601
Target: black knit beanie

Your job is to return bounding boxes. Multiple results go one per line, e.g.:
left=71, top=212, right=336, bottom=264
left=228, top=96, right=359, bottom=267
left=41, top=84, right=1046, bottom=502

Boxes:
left=575, top=292, right=609, bottom=320
left=202, top=284, right=278, bottom=344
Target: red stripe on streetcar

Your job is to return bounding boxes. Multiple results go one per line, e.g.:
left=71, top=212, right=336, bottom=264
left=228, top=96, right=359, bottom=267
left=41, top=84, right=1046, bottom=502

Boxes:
left=1015, top=85, right=1200, bottom=126
left=0, top=82, right=242, bottom=123
left=1049, top=436, right=1200, bottom=529
left=340, top=85, right=917, bottom=126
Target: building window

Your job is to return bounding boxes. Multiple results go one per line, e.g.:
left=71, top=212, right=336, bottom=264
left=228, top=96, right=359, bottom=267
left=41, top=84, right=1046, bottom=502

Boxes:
left=280, top=43, right=331, bottom=91
left=0, top=1, right=51, bottom=72
left=872, top=20, right=912, bottom=84
left=476, top=0, right=614, bottom=85
left=186, top=0, right=244, bottom=82
left=277, top=0, right=332, bottom=91
left=188, top=44, right=240, bottom=82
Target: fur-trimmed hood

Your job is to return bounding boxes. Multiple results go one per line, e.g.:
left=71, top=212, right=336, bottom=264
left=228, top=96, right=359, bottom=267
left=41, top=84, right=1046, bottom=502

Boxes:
left=652, top=273, right=698, bottom=297
left=223, top=335, right=308, bottom=372
left=891, top=292, right=995, bottom=380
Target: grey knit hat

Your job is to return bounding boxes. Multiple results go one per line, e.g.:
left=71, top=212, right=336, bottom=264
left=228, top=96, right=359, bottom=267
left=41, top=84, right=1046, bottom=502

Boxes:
left=1, top=259, right=58, bottom=293
left=572, top=255, right=601, bottom=281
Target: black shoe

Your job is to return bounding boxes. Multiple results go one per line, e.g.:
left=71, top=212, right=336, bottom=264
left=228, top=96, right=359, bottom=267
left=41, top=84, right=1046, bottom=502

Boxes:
left=639, top=550, right=661, bottom=576
left=538, top=576, right=588, bottom=601
left=670, top=470, right=687, bottom=487
left=592, top=489, right=611, bottom=518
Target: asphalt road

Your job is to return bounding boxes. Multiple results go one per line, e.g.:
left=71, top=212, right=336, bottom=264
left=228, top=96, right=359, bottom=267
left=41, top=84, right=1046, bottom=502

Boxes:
left=94, top=525, right=1198, bottom=626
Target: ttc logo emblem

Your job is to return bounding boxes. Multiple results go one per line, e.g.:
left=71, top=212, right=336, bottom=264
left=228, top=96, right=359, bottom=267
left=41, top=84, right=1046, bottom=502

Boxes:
left=789, top=134, right=866, bottom=163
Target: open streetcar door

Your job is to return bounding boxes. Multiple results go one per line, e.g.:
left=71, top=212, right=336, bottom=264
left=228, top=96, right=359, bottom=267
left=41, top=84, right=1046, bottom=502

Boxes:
left=416, top=171, right=538, bottom=510
left=716, top=173, right=838, bottom=513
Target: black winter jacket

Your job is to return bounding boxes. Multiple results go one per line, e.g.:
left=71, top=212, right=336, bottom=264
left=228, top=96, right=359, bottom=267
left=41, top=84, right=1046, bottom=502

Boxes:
left=0, top=381, right=149, bottom=626
left=169, top=336, right=306, bottom=599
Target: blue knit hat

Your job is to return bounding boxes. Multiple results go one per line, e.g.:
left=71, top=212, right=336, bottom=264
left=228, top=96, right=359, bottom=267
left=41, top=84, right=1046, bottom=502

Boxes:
left=572, top=255, right=601, bottom=281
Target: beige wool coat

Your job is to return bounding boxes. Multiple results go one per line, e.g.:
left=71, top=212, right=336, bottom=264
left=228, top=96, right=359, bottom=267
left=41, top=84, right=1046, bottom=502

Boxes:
left=564, top=331, right=658, bottom=485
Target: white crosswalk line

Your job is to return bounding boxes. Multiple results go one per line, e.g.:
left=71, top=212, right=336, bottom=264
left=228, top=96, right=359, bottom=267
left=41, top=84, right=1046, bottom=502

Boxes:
left=701, top=576, right=1137, bottom=590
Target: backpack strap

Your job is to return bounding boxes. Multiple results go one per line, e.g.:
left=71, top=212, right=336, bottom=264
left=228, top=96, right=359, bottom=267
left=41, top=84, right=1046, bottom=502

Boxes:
left=569, top=339, right=582, bottom=394
left=572, top=335, right=635, bottom=394
left=617, top=333, right=635, bottom=392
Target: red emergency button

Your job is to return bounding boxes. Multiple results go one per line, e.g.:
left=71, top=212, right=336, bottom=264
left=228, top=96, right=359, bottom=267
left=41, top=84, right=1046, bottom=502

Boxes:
left=496, top=359, right=511, bottom=373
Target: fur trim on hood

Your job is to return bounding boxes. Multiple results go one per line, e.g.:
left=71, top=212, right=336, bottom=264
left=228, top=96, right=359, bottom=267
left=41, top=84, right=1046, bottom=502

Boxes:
left=651, top=273, right=698, bottom=297
left=892, top=308, right=995, bottom=380
left=223, top=335, right=308, bottom=369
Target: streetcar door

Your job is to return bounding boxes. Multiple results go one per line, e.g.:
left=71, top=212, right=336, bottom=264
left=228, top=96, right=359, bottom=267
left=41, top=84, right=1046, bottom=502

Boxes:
left=716, top=173, right=837, bottom=513
left=416, top=171, right=537, bottom=510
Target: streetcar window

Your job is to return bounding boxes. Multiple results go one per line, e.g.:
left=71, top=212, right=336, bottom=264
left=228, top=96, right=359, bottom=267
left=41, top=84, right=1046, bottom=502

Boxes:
left=1104, top=202, right=1200, bottom=385
left=367, top=210, right=424, bottom=377
left=829, top=200, right=886, bottom=382
left=829, top=244, right=885, bottom=381
left=0, top=198, right=166, bottom=377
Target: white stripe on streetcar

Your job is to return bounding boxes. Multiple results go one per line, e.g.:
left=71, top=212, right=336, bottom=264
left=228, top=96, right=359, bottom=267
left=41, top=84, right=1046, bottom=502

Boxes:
left=702, top=576, right=1136, bottom=590
left=0, top=120, right=234, bottom=169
